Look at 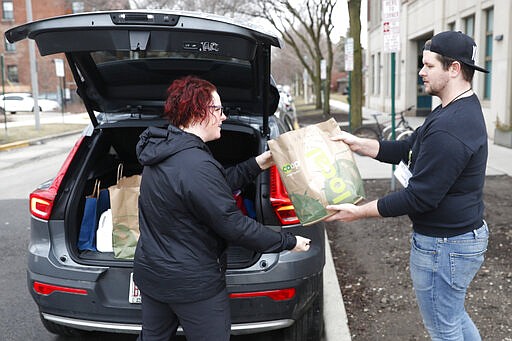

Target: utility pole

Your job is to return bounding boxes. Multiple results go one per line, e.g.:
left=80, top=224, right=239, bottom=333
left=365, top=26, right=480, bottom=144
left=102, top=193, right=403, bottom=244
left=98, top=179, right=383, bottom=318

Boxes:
left=382, top=0, right=401, bottom=190
left=26, top=0, right=40, bottom=130
left=1, top=54, right=7, bottom=135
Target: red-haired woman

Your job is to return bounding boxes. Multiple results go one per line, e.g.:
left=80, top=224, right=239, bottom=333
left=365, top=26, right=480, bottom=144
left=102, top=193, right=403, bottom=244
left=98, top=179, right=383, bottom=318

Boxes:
left=133, top=76, right=311, bottom=341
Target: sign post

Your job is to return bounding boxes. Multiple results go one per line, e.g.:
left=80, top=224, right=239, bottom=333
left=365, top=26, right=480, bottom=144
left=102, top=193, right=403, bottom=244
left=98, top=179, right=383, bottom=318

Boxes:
left=345, top=37, right=354, bottom=131
left=54, top=58, right=65, bottom=119
left=382, top=0, right=401, bottom=190
left=1, top=54, right=7, bottom=135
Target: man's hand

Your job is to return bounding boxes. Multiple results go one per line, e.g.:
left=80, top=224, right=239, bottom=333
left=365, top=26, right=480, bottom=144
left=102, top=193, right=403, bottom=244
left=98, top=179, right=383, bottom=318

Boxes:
left=325, top=200, right=381, bottom=222
left=324, top=203, right=362, bottom=222
left=331, top=131, right=380, bottom=158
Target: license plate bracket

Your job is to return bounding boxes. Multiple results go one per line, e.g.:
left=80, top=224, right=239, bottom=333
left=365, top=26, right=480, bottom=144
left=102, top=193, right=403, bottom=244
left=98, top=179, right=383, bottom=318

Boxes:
left=129, top=272, right=141, bottom=304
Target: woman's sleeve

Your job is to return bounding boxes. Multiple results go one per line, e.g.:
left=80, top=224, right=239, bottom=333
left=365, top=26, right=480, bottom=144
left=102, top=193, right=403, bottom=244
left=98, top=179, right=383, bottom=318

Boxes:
left=224, top=157, right=262, bottom=191
left=184, top=160, right=296, bottom=252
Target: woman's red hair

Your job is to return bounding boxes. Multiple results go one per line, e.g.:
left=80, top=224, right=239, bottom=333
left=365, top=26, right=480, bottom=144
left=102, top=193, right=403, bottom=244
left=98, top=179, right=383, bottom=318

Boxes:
left=163, top=76, right=217, bottom=127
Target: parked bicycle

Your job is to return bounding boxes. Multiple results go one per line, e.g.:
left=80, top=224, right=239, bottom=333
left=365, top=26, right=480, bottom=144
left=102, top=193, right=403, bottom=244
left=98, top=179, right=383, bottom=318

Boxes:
left=353, top=105, right=415, bottom=141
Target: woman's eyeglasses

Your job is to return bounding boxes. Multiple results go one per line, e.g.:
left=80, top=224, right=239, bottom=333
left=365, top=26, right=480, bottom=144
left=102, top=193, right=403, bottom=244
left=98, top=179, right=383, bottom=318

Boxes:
left=208, top=105, right=225, bottom=116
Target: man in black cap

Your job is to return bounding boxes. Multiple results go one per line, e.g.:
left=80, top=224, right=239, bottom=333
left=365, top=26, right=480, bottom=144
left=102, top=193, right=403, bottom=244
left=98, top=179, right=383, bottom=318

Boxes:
left=326, top=30, right=489, bottom=340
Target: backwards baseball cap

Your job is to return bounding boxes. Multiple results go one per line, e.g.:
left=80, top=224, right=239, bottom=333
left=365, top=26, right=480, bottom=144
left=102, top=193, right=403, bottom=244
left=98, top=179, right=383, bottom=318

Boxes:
left=426, top=31, right=489, bottom=73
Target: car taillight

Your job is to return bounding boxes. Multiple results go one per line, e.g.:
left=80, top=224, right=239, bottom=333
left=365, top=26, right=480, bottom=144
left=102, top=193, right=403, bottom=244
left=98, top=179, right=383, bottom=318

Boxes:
left=29, top=136, right=84, bottom=220
left=229, top=288, right=296, bottom=301
left=33, top=281, right=88, bottom=296
left=269, top=165, right=300, bottom=225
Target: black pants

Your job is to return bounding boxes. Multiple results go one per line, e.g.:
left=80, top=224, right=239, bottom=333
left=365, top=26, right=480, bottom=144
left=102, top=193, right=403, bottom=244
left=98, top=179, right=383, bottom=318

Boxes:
left=137, top=288, right=231, bottom=341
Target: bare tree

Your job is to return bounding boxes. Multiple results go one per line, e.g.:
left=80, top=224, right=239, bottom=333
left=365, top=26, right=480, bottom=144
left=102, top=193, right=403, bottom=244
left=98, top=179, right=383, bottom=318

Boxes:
left=347, top=0, right=363, bottom=129
left=131, top=0, right=337, bottom=117
left=244, top=0, right=335, bottom=117
left=130, top=0, right=243, bottom=15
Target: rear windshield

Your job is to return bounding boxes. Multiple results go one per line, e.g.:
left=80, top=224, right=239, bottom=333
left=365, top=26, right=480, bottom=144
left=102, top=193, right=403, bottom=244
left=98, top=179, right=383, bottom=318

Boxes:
left=91, top=50, right=250, bottom=65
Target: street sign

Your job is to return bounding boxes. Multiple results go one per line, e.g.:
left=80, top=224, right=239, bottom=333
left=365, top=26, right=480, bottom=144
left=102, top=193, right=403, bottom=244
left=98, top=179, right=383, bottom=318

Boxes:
left=321, top=59, right=327, bottom=80
left=54, top=58, right=65, bottom=77
left=382, top=0, right=400, bottom=53
left=345, top=37, right=354, bottom=71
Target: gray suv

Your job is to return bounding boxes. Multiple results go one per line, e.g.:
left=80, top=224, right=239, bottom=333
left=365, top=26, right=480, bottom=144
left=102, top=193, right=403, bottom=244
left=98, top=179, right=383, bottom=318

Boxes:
left=6, top=11, right=325, bottom=340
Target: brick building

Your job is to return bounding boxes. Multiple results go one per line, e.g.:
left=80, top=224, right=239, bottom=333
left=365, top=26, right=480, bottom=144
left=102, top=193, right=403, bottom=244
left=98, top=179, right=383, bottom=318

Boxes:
left=1, top=0, right=129, bottom=102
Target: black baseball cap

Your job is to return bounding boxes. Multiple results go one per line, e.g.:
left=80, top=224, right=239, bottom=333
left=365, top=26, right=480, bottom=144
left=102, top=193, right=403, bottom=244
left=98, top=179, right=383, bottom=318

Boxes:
left=425, top=31, right=489, bottom=73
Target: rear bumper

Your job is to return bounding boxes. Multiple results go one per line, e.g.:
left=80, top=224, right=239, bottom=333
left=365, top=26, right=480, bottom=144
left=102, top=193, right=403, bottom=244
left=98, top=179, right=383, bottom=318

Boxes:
left=41, top=313, right=293, bottom=335
left=30, top=268, right=323, bottom=335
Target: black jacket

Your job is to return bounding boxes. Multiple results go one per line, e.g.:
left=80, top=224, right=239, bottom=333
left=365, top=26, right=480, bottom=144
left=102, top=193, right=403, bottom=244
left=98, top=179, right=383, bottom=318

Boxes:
left=133, top=125, right=296, bottom=303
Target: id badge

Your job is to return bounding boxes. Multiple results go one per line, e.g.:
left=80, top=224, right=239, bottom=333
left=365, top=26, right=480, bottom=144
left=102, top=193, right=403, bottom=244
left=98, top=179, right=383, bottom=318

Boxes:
left=394, top=161, right=412, bottom=188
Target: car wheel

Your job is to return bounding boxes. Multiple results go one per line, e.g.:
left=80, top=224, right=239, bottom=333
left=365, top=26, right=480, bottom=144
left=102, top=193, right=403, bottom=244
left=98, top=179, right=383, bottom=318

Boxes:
left=39, top=313, right=87, bottom=337
left=280, top=274, right=324, bottom=341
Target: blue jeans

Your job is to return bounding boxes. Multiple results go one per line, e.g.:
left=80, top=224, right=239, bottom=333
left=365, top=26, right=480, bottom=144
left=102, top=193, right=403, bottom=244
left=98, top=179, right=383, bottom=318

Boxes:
left=410, top=222, right=488, bottom=341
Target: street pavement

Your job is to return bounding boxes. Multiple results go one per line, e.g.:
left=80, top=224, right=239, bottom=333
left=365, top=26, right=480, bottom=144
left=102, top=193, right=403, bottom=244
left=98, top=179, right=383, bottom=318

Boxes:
left=1, top=105, right=511, bottom=341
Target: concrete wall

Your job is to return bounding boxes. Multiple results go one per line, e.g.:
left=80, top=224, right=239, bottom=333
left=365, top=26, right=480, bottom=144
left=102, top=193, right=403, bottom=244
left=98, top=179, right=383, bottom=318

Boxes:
left=366, top=0, right=512, bottom=140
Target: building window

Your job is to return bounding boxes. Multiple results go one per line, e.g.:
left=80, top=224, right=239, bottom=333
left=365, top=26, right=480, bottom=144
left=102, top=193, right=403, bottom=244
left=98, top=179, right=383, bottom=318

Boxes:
left=72, top=1, right=84, bottom=13
left=4, top=38, right=15, bottom=52
left=2, top=0, right=14, bottom=20
left=371, top=54, right=375, bottom=95
left=376, top=52, right=381, bottom=95
left=464, top=15, right=475, bottom=38
left=368, top=0, right=381, bottom=30
left=447, top=21, right=456, bottom=31
left=384, top=53, right=390, bottom=97
left=7, top=65, right=18, bottom=83
left=484, top=7, right=493, bottom=100
left=396, top=51, right=401, bottom=97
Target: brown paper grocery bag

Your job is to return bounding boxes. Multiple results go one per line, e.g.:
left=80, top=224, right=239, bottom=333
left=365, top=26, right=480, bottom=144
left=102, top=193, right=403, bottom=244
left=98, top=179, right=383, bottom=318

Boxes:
left=268, top=118, right=365, bottom=225
left=108, top=164, right=141, bottom=259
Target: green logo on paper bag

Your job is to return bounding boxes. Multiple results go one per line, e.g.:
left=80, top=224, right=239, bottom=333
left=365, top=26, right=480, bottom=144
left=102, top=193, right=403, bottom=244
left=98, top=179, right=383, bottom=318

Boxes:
left=282, top=161, right=300, bottom=174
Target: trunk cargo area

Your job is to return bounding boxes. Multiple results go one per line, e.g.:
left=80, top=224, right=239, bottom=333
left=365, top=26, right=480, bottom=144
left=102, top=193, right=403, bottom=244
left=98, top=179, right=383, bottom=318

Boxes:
left=69, top=121, right=265, bottom=269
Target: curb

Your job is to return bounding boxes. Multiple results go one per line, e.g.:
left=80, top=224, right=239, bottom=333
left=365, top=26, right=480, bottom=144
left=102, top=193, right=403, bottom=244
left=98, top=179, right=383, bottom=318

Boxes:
left=0, top=140, right=30, bottom=151
left=0, top=129, right=84, bottom=152
left=323, top=231, right=352, bottom=341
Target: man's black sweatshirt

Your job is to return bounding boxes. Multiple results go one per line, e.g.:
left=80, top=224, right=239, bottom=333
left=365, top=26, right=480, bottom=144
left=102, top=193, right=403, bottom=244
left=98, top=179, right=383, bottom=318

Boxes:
left=376, top=94, right=488, bottom=237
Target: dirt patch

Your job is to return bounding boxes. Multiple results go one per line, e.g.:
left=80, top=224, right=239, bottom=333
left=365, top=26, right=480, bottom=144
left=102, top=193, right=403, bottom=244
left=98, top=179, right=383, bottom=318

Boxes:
left=326, top=176, right=512, bottom=340
left=295, top=108, right=512, bottom=340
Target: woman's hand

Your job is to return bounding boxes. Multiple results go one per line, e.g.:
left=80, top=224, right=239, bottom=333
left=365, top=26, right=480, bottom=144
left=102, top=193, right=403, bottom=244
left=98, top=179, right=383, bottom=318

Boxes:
left=292, top=236, right=311, bottom=252
left=255, top=150, right=274, bottom=170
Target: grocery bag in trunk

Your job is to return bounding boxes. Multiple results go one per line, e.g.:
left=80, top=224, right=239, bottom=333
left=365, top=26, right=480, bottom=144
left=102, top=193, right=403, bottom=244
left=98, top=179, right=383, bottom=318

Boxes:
left=108, top=164, right=141, bottom=259
left=268, top=118, right=365, bottom=225
left=77, top=179, right=110, bottom=251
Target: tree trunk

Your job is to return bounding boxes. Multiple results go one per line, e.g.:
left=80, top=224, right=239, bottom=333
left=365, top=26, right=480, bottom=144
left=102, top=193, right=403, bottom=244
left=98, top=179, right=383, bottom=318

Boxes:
left=348, top=0, right=363, bottom=130
left=314, top=74, right=322, bottom=109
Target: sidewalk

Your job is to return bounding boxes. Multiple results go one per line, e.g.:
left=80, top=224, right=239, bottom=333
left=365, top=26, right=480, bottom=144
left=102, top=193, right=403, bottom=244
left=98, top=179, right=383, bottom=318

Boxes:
left=327, top=99, right=512, bottom=178
left=0, top=112, right=89, bottom=151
